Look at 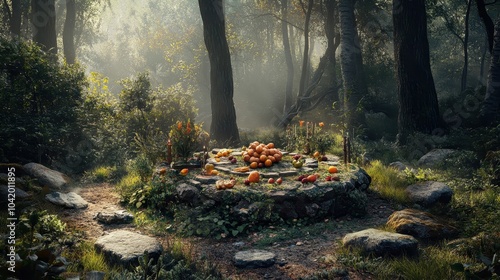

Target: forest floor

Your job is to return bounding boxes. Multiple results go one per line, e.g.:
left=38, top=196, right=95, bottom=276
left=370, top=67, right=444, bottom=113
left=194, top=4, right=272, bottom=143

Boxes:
left=59, top=183, right=398, bottom=280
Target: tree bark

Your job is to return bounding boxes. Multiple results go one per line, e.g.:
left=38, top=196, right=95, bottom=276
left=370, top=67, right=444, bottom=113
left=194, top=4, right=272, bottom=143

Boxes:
left=339, top=0, right=367, bottom=129
left=31, top=0, right=57, bottom=56
left=298, top=0, right=313, bottom=96
left=10, top=0, right=21, bottom=36
left=480, top=20, right=500, bottom=125
left=460, top=0, right=472, bottom=93
left=475, top=0, right=495, bottom=53
left=63, top=0, right=76, bottom=64
left=198, top=0, right=240, bottom=145
left=281, top=0, right=294, bottom=114
left=393, top=0, right=441, bottom=144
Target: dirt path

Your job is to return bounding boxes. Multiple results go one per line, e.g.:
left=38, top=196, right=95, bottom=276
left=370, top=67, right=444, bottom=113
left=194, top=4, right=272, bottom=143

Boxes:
left=59, top=183, right=396, bottom=279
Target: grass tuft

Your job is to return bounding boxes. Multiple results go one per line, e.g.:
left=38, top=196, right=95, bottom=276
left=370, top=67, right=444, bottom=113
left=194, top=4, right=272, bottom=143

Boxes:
left=365, top=160, right=411, bottom=204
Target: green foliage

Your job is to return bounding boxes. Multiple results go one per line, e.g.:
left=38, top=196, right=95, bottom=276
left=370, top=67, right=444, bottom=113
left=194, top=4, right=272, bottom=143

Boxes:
left=82, top=165, right=125, bottom=183
left=365, top=160, right=411, bottom=204
left=169, top=120, right=203, bottom=160
left=67, top=242, right=109, bottom=274
left=0, top=36, right=87, bottom=165
left=239, top=128, right=287, bottom=148
left=116, top=173, right=144, bottom=202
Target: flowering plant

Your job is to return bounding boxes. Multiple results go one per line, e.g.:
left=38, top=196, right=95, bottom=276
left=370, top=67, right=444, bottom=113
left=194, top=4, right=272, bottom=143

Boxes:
left=169, top=120, right=202, bottom=160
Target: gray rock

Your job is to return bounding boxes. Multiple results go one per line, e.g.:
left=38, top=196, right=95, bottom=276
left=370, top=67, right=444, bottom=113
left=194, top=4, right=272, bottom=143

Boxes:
left=234, top=249, right=276, bottom=268
left=387, top=209, right=458, bottom=239
left=0, top=173, right=27, bottom=187
left=0, top=184, right=32, bottom=202
left=86, top=271, right=106, bottom=280
left=342, top=228, right=418, bottom=257
left=406, top=181, right=453, bottom=207
left=176, top=183, right=200, bottom=202
left=389, top=161, right=408, bottom=171
left=278, top=170, right=298, bottom=177
left=94, top=230, right=163, bottom=267
left=214, top=166, right=231, bottom=173
left=187, top=179, right=201, bottom=189
left=195, top=175, right=221, bottom=184
left=94, top=210, right=134, bottom=224
left=23, top=163, right=71, bottom=190
left=417, top=149, right=457, bottom=168
left=45, top=192, right=88, bottom=209
left=261, top=172, right=280, bottom=178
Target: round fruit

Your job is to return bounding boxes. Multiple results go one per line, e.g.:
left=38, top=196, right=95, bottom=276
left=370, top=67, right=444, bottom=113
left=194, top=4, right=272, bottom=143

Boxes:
left=321, top=156, right=328, bottom=161
left=256, top=145, right=264, bottom=153
left=205, top=163, right=215, bottom=173
left=268, top=178, right=275, bottom=184
left=301, top=178, right=309, bottom=184
left=250, top=157, right=258, bottom=163
left=276, top=177, right=283, bottom=184
left=211, top=170, right=219, bottom=175
left=265, top=159, right=273, bottom=167
left=244, top=179, right=251, bottom=185
left=243, top=155, right=251, bottom=162
left=180, top=168, right=189, bottom=176
left=250, top=162, right=258, bottom=169
left=259, top=155, right=267, bottom=162
left=231, top=158, right=237, bottom=164
left=293, top=154, right=301, bottom=160
left=267, top=143, right=275, bottom=148
left=297, top=175, right=306, bottom=181
left=268, top=156, right=276, bottom=163
left=228, top=155, right=234, bottom=160
left=328, top=166, right=338, bottom=174
left=325, top=176, right=332, bottom=181
left=258, top=162, right=264, bottom=168
left=307, top=174, right=317, bottom=183
left=313, top=151, right=320, bottom=158
left=248, top=171, right=260, bottom=183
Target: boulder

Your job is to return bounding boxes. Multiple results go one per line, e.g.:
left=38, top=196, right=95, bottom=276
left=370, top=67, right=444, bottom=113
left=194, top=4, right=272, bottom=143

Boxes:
left=23, top=163, right=70, bottom=190
left=406, top=181, right=453, bottom=207
left=94, top=230, right=163, bottom=267
left=94, top=210, right=134, bottom=224
left=389, top=161, right=408, bottom=171
left=417, top=149, right=457, bottom=168
left=386, top=209, right=458, bottom=239
left=45, top=192, right=88, bottom=209
left=0, top=184, right=31, bottom=202
left=234, top=249, right=276, bottom=268
left=342, top=228, right=418, bottom=257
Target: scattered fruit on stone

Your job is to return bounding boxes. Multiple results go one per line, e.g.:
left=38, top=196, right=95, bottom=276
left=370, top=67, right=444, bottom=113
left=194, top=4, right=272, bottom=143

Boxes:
left=297, top=175, right=306, bottom=182
left=301, top=178, right=308, bottom=184
left=321, top=156, right=328, bottom=161
left=233, top=166, right=250, bottom=173
left=307, top=174, right=317, bottom=183
left=313, top=151, right=320, bottom=158
left=216, top=178, right=236, bottom=190
left=210, top=170, right=219, bottom=176
left=268, top=178, right=275, bottom=184
left=328, top=166, right=338, bottom=174
left=180, top=168, right=189, bottom=176
left=332, top=174, right=340, bottom=181
left=215, top=148, right=233, bottom=158
left=292, top=159, right=304, bottom=168
left=159, top=167, right=167, bottom=175
left=242, top=141, right=283, bottom=168
left=325, top=176, right=332, bottom=181
left=205, top=163, right=215, bottom=174
left=231, top=158, right=237, bottom=164
left=276, top=177, right=283, bottom=184
left=244, top=179, right=251, bottom=185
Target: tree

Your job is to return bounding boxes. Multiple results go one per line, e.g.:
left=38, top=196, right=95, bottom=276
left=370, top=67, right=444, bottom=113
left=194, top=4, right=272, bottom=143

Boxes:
left=198, top=0, right=240, bottom=145
left=475, top=0, right=495, bottom=53
left=31, top=0, right=57, bottom=56
left=298, top=0, right=314, bottom=96
left=281, top=0, right=294, bottom=114
left=10, top=0, right=22, bottom=37
left=339, top=0, right=367, bottom=129
left=63, top=0, right=76, bottom=64
left=480, top=20, right=500, bottom=124
left=393, top=0, right=441, bottom=144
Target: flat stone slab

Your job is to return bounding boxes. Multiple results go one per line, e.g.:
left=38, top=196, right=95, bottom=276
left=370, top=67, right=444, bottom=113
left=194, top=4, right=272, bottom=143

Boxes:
left=261, top=172, right=280, bottom=178
left=94, top=210, right=134, bottom=224
left=94, top=230, right=163, bottom=267
left=23, top=162, right=71, bottom=190
left=45, top=192, right=88, bottom=209
left=278, top=170, right=298, bottom=177
left=195, top=175, right=222, bottom=184
left=343, top=228, right=418, bottom=257
left=234, top=249, right=276, bottom=268
left=387, top=209, right=458, bottom=239
left=406, top=181, right=453, bottom=207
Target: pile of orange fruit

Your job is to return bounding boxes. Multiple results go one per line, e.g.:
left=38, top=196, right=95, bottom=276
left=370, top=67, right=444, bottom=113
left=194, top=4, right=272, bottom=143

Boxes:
left=242, top=141, right=283, bottom=169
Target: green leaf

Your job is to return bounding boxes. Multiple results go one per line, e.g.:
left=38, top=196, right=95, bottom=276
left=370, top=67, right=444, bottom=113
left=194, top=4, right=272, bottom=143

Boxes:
left=136, top=201, right=142, bottom=208
left=231, top=230, right=239, bottom=236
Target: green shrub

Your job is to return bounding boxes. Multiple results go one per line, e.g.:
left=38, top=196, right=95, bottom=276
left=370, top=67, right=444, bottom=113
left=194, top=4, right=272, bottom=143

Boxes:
left=116, top=173, right=144, bottom=201
left=0, top=36, right=86, bottom=166
left=83, top=165, right=124, bottom=183
left=365, top=160, right=411, bottom=204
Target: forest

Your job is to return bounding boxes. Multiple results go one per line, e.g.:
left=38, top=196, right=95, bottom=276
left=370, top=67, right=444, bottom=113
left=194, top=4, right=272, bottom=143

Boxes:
left=0, top=0, right=499, bottom=279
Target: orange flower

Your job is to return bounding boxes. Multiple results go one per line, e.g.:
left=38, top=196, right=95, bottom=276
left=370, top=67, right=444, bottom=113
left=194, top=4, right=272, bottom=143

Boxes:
left=186, top=120, right=191, bottom=129
left=177, top=121, right=182, bottom=130
left=185, top=127, right=192, bottom=135
left=299, top=120, right=305, bottom=127
left=318, top=122, right=324, bottom=127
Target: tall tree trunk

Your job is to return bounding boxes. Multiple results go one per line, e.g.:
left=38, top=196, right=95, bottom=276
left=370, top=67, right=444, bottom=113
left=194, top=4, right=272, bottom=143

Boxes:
left=10, top=0, right=21, bottom=36
left=281, top=0, right=294, bottom=114
left=475, top=0, right=494, bottom=53
left=480, top=20, right=500, bottom=125
left=339, top=0, right=367, bottom=129
left=63, top=0, right=76, bottom=64
left=393, top=0, right=441, bottom=144
left=198, top=0, right=240, bottom=145
left=325, top=0, right=339, bottom=101
left=461, top=0, right=472, bottom=93
left=479, top=36, right=488, bottom=85
left=31, top=0, right=57, bottom=56
left=298, top=0, right=313, bottom=96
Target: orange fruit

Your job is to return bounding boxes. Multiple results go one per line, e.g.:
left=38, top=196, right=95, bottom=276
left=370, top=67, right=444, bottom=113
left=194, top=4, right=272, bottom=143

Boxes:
left=248, top=171, right=260, bottom=183
left=259, top=155, right=267, bottom=162
left=267, top=143, right=275, bottom=148
left=243, top=155, right=251, bottom=162
left=265, top=159, right=272, bottom=167
left=250, top=162, right=258, bottom=169
left=211, top=170, right=219, bottom=175
left=328, top=166, right=338, bottom=173
left=180, top=168, right=189, bottom=176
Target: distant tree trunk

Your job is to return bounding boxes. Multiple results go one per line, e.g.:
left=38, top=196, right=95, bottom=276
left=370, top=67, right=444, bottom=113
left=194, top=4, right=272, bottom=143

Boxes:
left=10, top=0, right=21, bottom=37
left=393, top=0, right=441, bottom=144
left=479, top=36, right=488, bottom=85
left=460, top=0, right=472, bottom=93
left=31, top=0, right=57, bottom=56
left=480, top=20, right=500, bottom=125
left=325, top=0, right=339, bottom=100
left=339, top=0, right=367, bottom=129
left=63, top=0, right=76, bottom=64
left=281, top=0, right=294, bottom=114
left=198, top=0, right=240, bottom=145
left=475, top=0, right=494, bottom=53
left=298, top=0, right=313, bottom=96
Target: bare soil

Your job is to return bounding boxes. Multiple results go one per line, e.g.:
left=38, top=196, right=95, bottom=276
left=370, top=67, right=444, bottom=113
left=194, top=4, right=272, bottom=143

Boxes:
left=59, top=183, right=397, bottom=280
